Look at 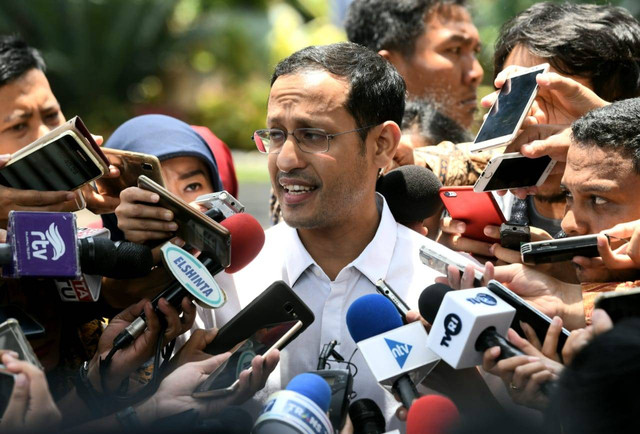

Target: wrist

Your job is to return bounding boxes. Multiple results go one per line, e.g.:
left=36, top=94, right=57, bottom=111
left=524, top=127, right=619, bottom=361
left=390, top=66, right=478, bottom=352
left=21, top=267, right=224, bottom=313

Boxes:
left=134, top=396, right=159, bottom=426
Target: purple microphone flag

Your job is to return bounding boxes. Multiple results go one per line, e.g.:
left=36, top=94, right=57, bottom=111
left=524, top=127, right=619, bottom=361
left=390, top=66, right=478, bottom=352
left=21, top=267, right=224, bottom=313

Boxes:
left=7, top=211, right=79, bottom=278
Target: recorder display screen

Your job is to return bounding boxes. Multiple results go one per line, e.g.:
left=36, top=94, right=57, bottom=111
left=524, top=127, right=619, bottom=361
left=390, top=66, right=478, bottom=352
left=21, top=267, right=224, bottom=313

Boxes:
left=475, top=70, right=541, bottom=143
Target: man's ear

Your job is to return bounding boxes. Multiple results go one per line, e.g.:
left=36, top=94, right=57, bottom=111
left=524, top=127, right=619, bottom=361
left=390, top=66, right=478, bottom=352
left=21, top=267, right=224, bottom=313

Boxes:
left=378, top=49, right=406, bottom=76
left=371, top=121, right=402, bottom=169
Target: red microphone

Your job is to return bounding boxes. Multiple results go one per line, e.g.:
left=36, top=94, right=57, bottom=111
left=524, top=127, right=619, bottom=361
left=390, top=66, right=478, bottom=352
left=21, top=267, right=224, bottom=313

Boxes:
left=219, top=212, right=265, bottom=273
left=406, top=395, right=459, bottom=434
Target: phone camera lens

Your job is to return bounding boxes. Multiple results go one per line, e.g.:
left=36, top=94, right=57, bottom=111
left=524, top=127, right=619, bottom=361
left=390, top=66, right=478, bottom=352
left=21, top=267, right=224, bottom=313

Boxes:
left=142, top=163, right=153, bottom=171
left=284, top=302, right=294, bottom=314
left=444, top=191, right=457, bottom=198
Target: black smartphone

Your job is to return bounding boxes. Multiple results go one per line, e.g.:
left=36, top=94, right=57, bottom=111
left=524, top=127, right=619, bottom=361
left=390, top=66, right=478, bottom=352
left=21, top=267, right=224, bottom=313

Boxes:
left=595, top=288, right=640, bottom=323
left=487, top=280, right=569, bottom=354
left=521, top=234, right=599, bottom=264
left=0, top=305, right=45, bottom=338
left=203, top=281, right=314, bottom=355
left=375, top=279, right=410, bottom=320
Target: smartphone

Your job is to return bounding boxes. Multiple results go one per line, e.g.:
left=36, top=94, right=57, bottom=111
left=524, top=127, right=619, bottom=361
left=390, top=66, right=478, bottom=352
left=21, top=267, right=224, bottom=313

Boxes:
left=419, top=239, right=484, bottom=286
left=195, top=191, right=245, bottom=220
left=487, top=280, right=569, bottom=354
left=521, top=234, right=600, bottom=264
left=192, top=320, right=304, bottom=398
left=137, top=175, right=231, bottom=266
left=439, top=186, right=506, bottom=243
left=595, top=288, right=640, bottom=323
left=469, top=63, right=550, bottom=152
left=0, top=318, right=43, bottom=368
left=0, top=305, right=46, bottom=338
left=0, top=367, right=15, bottom=416
left=473, top=153, right=556, bottom=192
left=195, top=281, right=314, bottom=397
left=0, top=116, right=109, bottom=191
left=375, top=279, right=410, bottom=320
left=96, top=148, right=165, bottom=196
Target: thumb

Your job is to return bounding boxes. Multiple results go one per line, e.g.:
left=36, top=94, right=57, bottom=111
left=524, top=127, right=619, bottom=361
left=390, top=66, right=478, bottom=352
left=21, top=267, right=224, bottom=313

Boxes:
left=2, top=373, right=30, bottom=426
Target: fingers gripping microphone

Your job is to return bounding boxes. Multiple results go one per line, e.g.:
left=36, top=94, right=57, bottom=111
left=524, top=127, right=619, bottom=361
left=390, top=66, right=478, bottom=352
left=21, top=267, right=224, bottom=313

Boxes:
left=253, top=373, right=333, bottom=434
left=376, top=165, right=443, bottom=225
left=420, top=283, right=522, bottom=369
left=406, top=395, right=459, bottom=434
left=346, top=294, right=440, bottom=409
left=113, top=212, right=265, bottom=350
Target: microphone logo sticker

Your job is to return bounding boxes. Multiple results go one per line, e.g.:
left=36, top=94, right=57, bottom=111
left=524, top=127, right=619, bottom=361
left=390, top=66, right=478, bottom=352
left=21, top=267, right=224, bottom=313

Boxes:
left=440, top=313, right=462, bottom=347
left=384, top=338, right=413, bottom=368
left=30, top=223, right=66, bottom=261
left=466, top=293, right=497, bottom=306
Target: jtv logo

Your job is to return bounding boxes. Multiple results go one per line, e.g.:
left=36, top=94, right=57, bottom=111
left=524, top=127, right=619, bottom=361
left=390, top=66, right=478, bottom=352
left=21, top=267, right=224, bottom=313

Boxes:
left=385, top=338, right=413, bottom=368
left=29, top=223, right=66, bottom=261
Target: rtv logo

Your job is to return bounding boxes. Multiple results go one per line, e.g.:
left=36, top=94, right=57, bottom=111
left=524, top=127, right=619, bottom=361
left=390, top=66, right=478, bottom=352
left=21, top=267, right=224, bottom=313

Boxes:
left=384, top=338, right=413, bottom=368
left=30, top=223, right=66, bottom=261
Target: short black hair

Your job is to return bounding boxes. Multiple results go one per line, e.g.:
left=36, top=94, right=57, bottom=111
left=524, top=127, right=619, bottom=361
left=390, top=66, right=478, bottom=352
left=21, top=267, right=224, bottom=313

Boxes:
left=571, top=98, right=640, bottom=175
left=271, top=42, right=406, bottom=143
left=0, top=34, right=46, bottom=87
left=494, top=2, right=640, bottom=101
left=345, top=0, right=467, bottom=58
left=402, top=98, right=472, bottom=145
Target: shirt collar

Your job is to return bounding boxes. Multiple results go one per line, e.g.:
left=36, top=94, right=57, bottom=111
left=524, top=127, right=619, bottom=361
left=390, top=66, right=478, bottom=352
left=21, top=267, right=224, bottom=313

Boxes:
left=281, top=193, right=398, bottom=285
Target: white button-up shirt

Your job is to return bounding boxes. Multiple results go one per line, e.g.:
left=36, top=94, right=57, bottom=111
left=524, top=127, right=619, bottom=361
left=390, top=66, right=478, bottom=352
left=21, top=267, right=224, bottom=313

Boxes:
left=232, top=194, right=442, bottom=429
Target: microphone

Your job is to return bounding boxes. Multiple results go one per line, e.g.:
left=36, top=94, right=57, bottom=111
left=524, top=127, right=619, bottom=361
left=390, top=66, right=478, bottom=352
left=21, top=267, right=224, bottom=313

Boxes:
left=406, top=395, right=459, bottom=434
left=113, top=212, right=264, bottom=350
left=346, top=294, right=440, bottom=409
left=420, top=283, right=522, bottom=369
left=0, top=211, right=153, bottom=279
left=376, top=165, right=443, bottom=225
left=349, top=399, right=385, bottom=434
left=253, top=373, right=333, bottom=434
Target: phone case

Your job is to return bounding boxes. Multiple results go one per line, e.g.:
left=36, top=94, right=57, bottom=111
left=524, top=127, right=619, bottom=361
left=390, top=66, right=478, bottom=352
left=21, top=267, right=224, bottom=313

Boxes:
left=487, top=280, right=569, bottom=354
left=439, top=186, right=506, bottom=243
left=137, top=175, right=231, bottom=266
left=0, top=116, right=109, bottom=191
left=419, top=240, right=485, bottom=285
left=97, top=148, right=165, bottom=195
left=204, top=280, right=315, bottom=355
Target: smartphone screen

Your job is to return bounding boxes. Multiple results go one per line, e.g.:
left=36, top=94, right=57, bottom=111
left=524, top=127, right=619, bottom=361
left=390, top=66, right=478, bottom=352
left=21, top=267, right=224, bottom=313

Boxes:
left=0, top=132, right=103, bottom=191
left=483, top=155, right=553, bottom=191
left=474, top=69, right=542, bottom=145
left=194, top=320, right=301, bottom=395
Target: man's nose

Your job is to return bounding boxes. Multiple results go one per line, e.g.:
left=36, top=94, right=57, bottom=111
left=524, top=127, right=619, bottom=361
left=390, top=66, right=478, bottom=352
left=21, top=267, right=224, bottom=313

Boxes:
left=561, top=208, right=589, bottom=236
left=276, top=134, right=306, bottom=173
left=463, top=55, right=484, bottom=87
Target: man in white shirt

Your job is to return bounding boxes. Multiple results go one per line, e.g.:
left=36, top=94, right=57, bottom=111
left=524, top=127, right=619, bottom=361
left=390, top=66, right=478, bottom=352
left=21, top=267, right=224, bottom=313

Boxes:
left=232, top=42, right=442, bottom=428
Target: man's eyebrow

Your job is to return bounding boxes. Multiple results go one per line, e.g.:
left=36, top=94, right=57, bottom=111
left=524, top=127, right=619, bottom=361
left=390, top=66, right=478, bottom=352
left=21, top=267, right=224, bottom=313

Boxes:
left=441, top=33, right=475, bottom=45
left=179, top=169, right=206, bottom=180
left=3, top=111, right=31, bottom=123
left=567, top=182, right=615, bottom=193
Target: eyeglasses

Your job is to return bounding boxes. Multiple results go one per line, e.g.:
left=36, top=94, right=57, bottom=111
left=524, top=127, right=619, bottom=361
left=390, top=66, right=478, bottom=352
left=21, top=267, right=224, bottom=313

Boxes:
left=252, top=125, right=376, bottom=154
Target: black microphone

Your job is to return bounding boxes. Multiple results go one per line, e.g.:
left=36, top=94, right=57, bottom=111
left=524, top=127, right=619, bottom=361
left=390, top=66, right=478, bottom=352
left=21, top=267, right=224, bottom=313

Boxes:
left=0, top=236, right=153, bottom=279
left=376, top=165, right=443, bottom=224
left=349, top=399, right=385, bottom=434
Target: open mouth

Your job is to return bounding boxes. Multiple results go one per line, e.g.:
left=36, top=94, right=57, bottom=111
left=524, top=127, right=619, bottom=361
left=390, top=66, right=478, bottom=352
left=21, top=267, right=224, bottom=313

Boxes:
left=281, top=183, right=318, bottom=195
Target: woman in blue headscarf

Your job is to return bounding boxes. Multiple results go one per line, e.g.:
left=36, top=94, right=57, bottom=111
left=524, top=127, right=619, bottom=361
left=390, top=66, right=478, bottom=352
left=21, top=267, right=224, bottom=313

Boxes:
left=101, top=114, right=223, bottom=241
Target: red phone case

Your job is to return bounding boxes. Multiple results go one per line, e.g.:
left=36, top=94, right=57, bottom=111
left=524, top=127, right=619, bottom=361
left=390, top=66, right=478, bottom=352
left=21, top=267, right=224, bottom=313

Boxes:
left=439, top=186, right=506, bottom=243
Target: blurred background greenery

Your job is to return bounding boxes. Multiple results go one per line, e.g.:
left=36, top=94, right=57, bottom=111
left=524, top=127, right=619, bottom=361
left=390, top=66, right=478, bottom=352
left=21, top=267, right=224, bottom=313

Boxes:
left=0, top=0, right=638, bottom=150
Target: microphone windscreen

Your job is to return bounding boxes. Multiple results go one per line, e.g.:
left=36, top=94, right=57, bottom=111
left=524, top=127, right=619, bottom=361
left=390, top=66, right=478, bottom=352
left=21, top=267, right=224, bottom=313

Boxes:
left=419, top=283, right=453, bottom=324
left=376, top=165, right=443, bottom=224
left=346, top=294, right=403, bottom=343
left=219, top=213, right=265, bottom=273
left=113, top=241, right=154, bottom=278
left=285, top=373, right=332, bottom=413
left=348, top=399, right=385, bottom=434
left=406, top=395, right=459, bottom=434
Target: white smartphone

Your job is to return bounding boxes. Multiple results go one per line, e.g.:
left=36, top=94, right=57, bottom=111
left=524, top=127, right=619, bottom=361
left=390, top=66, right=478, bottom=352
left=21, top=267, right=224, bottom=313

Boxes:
left=419, top=238, right=485, bottom=286
left=473, top=152, right=556, bottom=192
left=469, top=63, right=550, bottom=153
